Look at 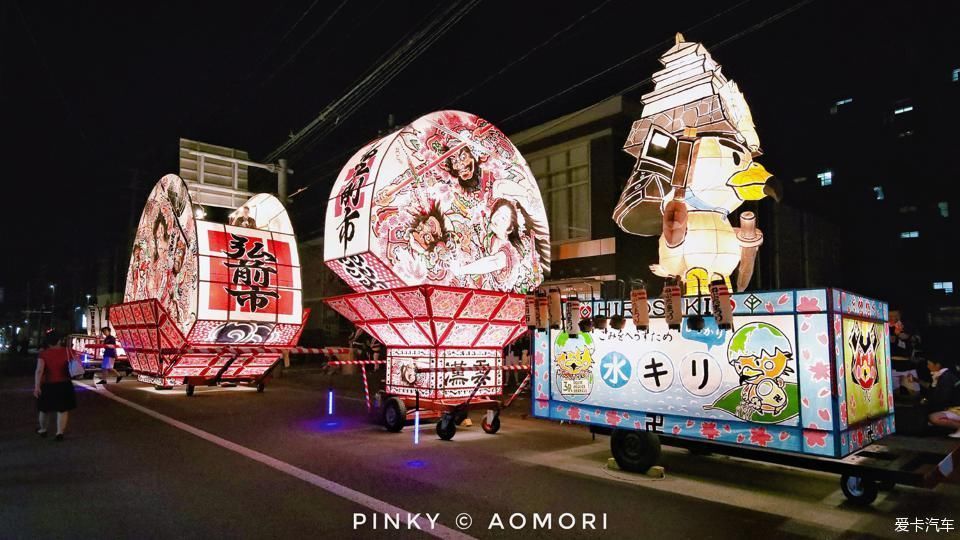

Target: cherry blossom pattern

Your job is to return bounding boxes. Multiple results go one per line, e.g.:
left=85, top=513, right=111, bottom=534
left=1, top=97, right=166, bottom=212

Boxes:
left=749, top=427, right=772, bottom=447
left=700, top=422, right=721, bottom=440
left=804, top=429, right=828, bottom=448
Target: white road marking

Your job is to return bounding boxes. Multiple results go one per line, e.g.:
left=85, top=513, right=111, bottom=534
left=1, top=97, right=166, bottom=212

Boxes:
left=77, top=382, right=474, bottom=540
left=506, top=445, right=893, bottom=538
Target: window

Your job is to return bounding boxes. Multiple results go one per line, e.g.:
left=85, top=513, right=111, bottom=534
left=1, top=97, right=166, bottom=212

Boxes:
left=934, top=282, right=954, bottom=294
left=893, top=105, right=913, bottom=115
left=953, top=68, right=959, bottom=82
left=817, top=170, right=833, bottom=186
left=830, top=98, right=853, bottom=114
left=873, top=186, right=884, bottom=200
left=528, top=141, right=591, bottom=243
left=939, top=201, right=949, bottom=218
left=900, top=231, right=919, bottom=239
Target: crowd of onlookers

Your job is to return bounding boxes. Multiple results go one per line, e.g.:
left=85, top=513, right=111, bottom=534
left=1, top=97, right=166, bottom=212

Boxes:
left=889, top=313, right=960, bottom=438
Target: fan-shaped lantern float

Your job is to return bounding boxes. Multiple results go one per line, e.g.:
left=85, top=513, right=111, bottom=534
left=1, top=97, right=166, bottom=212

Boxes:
left=323, top=111, right=550, bottom=439
left=109, top=174, right=308, bottom=392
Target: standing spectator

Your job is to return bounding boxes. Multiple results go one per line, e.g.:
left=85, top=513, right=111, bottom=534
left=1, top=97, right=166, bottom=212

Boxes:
left=349, top=327, right=371, bottom=361
left=592, top=315, right=608, bottom=333
left=919, top=357, right=960, bottom=438
left=231, top=205, right=256, bottom=228
left=97, top=326, right=122, bottom=384
left=34, top=333, right=76, bottom=441
left=578, top=318, right=594, bottom=334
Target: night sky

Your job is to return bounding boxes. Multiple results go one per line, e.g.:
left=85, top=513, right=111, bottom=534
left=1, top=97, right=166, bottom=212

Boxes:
left=3, top=0, right=959, bottom=314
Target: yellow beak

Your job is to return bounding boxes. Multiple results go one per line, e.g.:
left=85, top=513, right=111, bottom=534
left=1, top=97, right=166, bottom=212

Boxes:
left=742, top=366, right=763, bottom=378
left=727, top=162, right=773, bottom=201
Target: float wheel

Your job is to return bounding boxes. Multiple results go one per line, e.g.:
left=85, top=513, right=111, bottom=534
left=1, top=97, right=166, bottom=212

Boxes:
left=481, top=414, right=501, bottom=434
left=382, top=397, right=406, bottom=432
left=185, top=384, right=195, bottom=397
left=840, top=474, right=878, bottom=505
left=610, top=429, right=661, bottom=473
left=436, top=414, right=457, bottom=440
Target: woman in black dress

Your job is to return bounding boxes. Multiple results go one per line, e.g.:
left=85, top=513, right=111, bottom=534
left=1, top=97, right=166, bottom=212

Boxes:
left=34, top=333, right=77, bottom=441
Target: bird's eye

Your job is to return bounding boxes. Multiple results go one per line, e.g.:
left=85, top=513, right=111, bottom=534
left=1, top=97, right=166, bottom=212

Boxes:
left=732, top=152, right=742, bottom=166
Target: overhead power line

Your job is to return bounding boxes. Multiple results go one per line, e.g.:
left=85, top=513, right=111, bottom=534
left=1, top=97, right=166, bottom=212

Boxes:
left=257, top=0, right=351, bottom=90
left=284, top=0, right=813, bottom=214
left=442, top=0, right=616, bottom=108
left=266, top=0, right=480, bottom=162
left=500, top=0, right=755, bottom=127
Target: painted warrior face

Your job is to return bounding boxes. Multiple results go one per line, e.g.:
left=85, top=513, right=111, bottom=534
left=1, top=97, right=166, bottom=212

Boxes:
left=412, top=215, right=443, bottom=250
left=449, top=147, right=477, bottom=183
left=849, top=325, right=880, bottom=391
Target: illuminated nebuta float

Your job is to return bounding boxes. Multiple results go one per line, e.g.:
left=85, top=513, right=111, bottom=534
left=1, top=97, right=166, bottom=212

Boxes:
left=614, top=33, right=782, bottom=296
left=323, top=110, right=549, bottom=439
left=532, top=37, right=895, bottom=475
left=109, top=174, right=307, bottom=394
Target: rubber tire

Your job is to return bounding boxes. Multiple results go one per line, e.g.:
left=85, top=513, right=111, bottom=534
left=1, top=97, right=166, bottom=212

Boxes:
left=481, top=415, right=501, bottom=434
left=256, top=381, right=265, bottom=393
left=878, top=479, right=896, bottom=492
left=454, top=410, right=469, bottom=425
left=840, top=474, right=879, bottom=506
left=436, top=414, right=457, bottom=440
left=383, top=397, right=407, bottom=433
left=610, top=429, right=661, bottom=473
left=186, top=384, right=195, bottom=397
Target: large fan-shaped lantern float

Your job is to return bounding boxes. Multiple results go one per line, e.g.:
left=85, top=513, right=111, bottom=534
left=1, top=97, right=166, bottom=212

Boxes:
left=109, top=174, right=308, bottom=394
left=324, top=110, right=550, bottom=439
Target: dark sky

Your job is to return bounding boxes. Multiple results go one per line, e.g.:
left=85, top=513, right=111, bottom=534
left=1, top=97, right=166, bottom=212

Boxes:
left=3, top=0, right=959, bottom=312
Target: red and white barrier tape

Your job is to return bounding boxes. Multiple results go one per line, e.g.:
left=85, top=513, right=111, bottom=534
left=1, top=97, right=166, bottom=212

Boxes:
left=326, top=360, right=387, bottom=366
left=415, top=365, right=531, bottom=374
left=115, top=346, right=347, bottom=355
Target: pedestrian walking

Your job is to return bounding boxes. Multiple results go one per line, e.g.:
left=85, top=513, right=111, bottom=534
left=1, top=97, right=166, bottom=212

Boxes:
left=97, top=326, right=122, bottom=384
left=34, top=333, right=76, bottom=441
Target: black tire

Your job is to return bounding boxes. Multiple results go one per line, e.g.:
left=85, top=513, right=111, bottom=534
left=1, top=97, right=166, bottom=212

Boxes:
left=186, top=384, right=195, bottom=397
left=256, top=381, right=265, bottom=393
left=481, top=415, right=501, bottom=434
left=437, top=414, right=457, bottom=440
left=610, top=429, right=661, bottom=473
left=382, top=397, right=407, bottom=432
left=840, top=474, right=879, bottom=506
left=877, top=479, right=896, bottom=492
left=454, top=410, right=469, bottom=425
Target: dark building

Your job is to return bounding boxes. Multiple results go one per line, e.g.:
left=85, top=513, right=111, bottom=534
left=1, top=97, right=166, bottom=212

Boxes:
left=776, top=68, right=960, bottom=333
left=509, top=76, right=960, bottom=337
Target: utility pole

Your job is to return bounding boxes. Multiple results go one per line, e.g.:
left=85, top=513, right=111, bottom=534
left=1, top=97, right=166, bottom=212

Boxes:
left=278, top=158, right=289, bottom=202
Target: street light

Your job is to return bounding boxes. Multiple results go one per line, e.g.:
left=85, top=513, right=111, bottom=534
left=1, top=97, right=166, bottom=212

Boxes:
left=49, top=284, right=56, bottom=332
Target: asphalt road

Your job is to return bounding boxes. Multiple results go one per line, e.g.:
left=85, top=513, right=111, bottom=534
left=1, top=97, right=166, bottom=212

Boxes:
left=2, top=368, right=958, bottom=540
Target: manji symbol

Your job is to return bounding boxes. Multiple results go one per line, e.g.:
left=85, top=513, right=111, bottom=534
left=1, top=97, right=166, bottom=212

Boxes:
left=645, top=413, right=664, bottom=433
